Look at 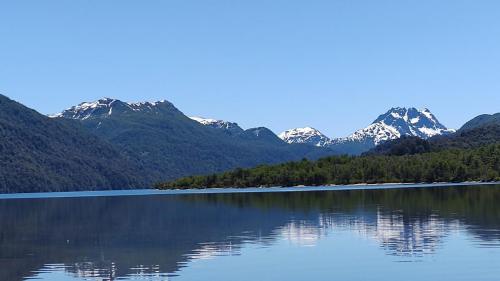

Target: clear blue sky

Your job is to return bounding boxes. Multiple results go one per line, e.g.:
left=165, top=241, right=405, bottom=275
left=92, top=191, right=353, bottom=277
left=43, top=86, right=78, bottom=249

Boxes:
left=1, top=1, right=499, bottom=137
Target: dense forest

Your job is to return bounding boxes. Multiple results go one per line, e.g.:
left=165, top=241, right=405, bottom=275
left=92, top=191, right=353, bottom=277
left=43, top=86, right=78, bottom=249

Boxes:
left=157, top=144, right=500, bottom=189
left=0, top=95, right=151, bottom=193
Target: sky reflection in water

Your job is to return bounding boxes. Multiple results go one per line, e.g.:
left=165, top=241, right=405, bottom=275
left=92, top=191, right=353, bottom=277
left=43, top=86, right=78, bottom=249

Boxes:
left=1, top=184, right=499, bottom=281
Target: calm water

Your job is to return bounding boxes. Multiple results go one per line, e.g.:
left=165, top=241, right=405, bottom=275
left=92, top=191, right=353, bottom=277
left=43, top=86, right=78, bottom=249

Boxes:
left=1, top=184, right=500, bottom=281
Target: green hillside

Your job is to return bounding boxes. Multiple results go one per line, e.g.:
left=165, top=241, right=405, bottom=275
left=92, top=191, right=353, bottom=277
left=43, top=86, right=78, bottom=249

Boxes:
left=0, top=95, right=149, bottom=193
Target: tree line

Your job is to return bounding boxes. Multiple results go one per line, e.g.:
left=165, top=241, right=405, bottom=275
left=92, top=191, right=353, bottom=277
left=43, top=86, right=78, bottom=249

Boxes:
left=156, top=143, right=500, bottom=189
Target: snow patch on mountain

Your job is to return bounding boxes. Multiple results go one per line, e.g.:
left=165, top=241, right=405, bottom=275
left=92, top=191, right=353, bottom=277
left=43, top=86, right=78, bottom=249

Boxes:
left=279, top=127, right=333, bottom=147
left=50, top=98, right=172, bottom=120
left=190, top=116, right=244, bottom=135
left=190, top=116, right=219, bottom=125
left=338, top=122, right=402, bottom=146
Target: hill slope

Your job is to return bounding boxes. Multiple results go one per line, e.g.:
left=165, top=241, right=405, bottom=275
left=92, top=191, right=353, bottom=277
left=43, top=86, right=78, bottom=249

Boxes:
left=0, top=95, right=149, bottom=193
left=460, top=113, right=500, bottom=131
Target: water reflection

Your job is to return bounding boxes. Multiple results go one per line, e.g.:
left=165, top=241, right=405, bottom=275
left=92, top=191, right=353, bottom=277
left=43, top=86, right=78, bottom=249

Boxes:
left=310, top=211, right=457, bottom=257
left=0, top=185, right=499, bottom=280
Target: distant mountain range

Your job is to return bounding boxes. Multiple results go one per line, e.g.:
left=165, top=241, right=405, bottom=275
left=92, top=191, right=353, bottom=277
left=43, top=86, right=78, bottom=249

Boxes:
left=278, top=107, right=455, bottom=154
left=0, top=93, right=497, bottom=193
left=213, top=107, right=455, bottom=155
left=44, top=97, right=335, bottom=190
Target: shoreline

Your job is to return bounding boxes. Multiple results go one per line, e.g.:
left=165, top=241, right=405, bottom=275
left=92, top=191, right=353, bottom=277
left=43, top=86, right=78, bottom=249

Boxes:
left=0, top=181, right=499, bottom=200
left=158, top=181, right=500, bottom=194
left=159, top=180, right=496, bottom=191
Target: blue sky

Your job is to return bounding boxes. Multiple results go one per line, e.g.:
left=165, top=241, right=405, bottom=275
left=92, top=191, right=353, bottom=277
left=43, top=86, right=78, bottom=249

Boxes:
left=1, top=1, right=499, bottom=137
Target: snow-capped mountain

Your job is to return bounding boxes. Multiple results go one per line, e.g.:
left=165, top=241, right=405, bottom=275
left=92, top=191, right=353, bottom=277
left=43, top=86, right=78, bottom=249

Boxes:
left=278, top=127, right=333, bottom=147
left=341, top=107, right=455, bottom=146
left=50, top=98, right=172, bottom=120
left=189, top=116, right=244, bottom=135
left=53, top=100, right=454, bottom=156
left=280, top=107, right=455, bottom=154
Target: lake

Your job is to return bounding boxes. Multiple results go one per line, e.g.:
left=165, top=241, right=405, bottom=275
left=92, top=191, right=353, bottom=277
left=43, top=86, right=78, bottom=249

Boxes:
left=1, top=184, right=500, bottom=281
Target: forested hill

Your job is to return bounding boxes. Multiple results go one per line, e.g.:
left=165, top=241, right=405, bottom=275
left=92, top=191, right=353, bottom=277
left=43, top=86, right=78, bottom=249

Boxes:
left=0, top=95, right=150, bottom=193
left=460, top=113, right=500, bottom=131
left=156, top=144, right=500, bottom=189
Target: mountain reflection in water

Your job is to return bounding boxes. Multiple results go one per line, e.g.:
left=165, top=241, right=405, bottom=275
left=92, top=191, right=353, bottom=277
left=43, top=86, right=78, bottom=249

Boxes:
left=0, top=185, right=499, bottom=280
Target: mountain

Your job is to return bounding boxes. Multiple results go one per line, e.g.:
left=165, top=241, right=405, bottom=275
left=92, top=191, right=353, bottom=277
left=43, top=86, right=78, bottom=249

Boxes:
left=366, top=113, right=500, bottom=156
left=0, top=95, right=150, bottom=193
left=53, top=98, right=338, bottom=182
left=339, top=107, right=454, bottom=145
left=189, top=116, right=244, bottom=135
left=459, top=113, right=500, bottom=131
left=278, top=127, right=333, bottom=147
left=190, top=116, right=286, bottom=145
left=191, top=116, right=335, bottom=155
left=281, top=107, right=454, bottom=155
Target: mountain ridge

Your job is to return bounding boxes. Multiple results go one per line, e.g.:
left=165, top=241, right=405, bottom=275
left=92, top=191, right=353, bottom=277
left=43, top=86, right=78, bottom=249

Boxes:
left=189, top=116, right=244, bottom=135
left=52, top=97, right=339, bottom=183
left=279, top=107, right=454, bottom=154
left=3, top=93, right=496, bottom=193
